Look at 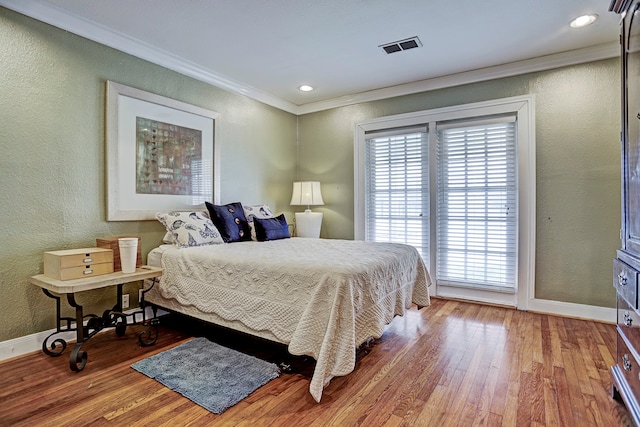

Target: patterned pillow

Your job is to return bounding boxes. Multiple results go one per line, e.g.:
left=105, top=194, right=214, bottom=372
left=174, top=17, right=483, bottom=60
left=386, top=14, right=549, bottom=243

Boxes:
left=243, top=204, right=275, bottom=241
left=162, top=231, right=175, bottom=244
left=156, top=211, right=224, bottom=248
left=205, top=202, right=252, bottom=243
left=254, top=214, right=291, bottom=241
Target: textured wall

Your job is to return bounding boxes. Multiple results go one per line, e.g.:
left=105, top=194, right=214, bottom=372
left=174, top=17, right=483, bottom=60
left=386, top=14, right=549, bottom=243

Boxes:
left=297, top=60, right=621, bottom=308
left=0, top=8, right=297, bottom=342
left=0, top=6, right=622, bottom=347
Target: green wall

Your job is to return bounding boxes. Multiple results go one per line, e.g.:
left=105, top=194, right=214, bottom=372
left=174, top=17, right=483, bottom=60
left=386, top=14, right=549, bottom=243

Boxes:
left=297, top=60, right=621, bottom=308
left=0, top=8, right=297, bottom=342
left=0, top=6, right=622, bottom=344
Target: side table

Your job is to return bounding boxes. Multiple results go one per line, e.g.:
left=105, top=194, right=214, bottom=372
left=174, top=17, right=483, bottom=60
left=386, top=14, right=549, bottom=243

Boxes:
left=30, top=266, right=163, bottom=372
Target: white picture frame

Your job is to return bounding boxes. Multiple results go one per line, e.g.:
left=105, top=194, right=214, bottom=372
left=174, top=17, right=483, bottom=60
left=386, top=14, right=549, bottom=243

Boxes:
left=106, top=81, right=219, bottom=221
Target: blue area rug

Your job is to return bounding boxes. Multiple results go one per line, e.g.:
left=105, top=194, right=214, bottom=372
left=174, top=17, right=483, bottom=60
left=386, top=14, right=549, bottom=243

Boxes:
left=132, top=337, right=280, bottom=414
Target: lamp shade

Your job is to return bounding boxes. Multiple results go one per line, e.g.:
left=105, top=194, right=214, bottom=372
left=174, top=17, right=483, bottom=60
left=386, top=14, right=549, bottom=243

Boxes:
left=290, top=181, right=324, bottom=207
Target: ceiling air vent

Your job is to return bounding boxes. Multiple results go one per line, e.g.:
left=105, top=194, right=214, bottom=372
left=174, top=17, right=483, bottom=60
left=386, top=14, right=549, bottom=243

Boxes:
left=380, top=36, right=422, bottom=54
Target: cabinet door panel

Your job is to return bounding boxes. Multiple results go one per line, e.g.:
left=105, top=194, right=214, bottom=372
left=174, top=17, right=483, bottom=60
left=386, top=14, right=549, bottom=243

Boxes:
left=623, top=3, right=640, bottom=254
left=625, top=4, right=640, bottom=255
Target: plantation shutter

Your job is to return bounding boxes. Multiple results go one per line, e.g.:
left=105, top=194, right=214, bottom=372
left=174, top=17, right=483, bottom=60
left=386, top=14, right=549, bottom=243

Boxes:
left=364, top=126, right=429, bottom=258
left=436, top=116, right=517, bottom=291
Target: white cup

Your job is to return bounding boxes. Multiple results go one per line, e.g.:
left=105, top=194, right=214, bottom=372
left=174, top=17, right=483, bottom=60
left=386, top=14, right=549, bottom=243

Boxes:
left=118, top=238, right=138, bottom=273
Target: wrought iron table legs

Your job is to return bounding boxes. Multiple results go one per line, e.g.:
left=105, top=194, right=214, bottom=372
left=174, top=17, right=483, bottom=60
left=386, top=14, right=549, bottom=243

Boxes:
left=40, top=279, right=159, bottom=371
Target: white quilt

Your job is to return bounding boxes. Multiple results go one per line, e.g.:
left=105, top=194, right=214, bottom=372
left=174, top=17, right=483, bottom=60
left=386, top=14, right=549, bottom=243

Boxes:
left=146, top=238, right=431, bottom=402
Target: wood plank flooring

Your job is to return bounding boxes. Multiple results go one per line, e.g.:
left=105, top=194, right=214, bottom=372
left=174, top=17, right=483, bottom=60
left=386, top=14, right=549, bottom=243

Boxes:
left=0, top=298, right=633, bottom=426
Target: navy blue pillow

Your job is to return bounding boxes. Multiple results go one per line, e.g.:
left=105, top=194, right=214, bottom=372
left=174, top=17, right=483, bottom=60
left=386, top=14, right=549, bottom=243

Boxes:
left=254, top=214, right=290, bottom=241
left=205, top=201, right=251, bottom=243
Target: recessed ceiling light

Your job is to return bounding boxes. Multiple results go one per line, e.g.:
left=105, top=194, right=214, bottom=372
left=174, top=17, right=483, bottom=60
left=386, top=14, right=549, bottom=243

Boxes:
left=570, top=14, right=598, bottom=28
left=298, top=85, right=314, bottom=92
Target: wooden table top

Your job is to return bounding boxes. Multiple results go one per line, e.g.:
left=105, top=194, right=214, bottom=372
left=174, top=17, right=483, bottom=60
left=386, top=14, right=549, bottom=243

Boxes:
left=30, top=265, right=163, bottom=294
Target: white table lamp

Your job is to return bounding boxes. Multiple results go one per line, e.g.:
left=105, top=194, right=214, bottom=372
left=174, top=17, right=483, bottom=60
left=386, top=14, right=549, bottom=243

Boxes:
left=290, top=181, right=324, bottom=238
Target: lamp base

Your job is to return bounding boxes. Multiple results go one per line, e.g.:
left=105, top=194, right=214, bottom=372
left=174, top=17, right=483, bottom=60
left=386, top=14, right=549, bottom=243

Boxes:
left=295, top=211, right=323, bottom=238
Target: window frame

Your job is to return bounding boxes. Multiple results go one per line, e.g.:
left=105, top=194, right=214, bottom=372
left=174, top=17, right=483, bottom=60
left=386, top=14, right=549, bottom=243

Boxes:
left=354, top=95, right=535, bottom=309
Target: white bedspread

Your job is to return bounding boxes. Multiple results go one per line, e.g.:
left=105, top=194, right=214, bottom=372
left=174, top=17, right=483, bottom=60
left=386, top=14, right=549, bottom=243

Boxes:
left=147, top=238, right=431, bottom=402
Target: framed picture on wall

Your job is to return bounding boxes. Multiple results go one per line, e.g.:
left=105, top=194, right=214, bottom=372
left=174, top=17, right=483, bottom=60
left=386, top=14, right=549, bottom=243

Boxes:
left=106, top=81, right=219, bottom=221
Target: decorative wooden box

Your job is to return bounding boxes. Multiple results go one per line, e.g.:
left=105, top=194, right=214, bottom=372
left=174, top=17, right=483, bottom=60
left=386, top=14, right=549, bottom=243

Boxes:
left=43, top=247, right=114, bottom=280
left=96, top=236, right=142, bottom=272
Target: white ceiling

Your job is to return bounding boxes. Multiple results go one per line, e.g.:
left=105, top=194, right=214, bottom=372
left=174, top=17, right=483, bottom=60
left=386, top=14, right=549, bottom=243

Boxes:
left=1, top=0, right=622, bottom=114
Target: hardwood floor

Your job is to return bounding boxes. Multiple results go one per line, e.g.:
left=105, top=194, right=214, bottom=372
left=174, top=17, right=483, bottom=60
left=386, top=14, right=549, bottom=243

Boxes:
left=0, top=298, right=633, bottom=426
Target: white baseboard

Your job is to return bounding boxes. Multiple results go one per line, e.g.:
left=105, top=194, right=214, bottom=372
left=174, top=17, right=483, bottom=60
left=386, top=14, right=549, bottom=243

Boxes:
left=0, top=306, right=167, bottom=363
left=526, top=297, right=616, bottom=324
left=434, top=292, right=617, bottom=324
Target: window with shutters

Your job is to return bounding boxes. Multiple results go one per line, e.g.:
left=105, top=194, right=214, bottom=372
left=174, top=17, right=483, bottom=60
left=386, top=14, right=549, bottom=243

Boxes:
left=364, top=128, right=429, bottom=258
left=354, top=96, right=534, bottom=307
left=436, top=117, right=517, bottom=291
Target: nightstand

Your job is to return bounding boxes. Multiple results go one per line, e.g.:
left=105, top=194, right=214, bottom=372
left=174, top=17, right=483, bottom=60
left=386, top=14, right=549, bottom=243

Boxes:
left=31, top=266, right=163, bottom=372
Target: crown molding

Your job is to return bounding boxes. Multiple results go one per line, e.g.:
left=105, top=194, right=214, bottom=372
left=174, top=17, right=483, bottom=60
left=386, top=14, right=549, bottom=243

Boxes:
left=296, top=42, right=620, bottom=115
left=0, top=0, right=299, bottom=114
left=1, top=0, right=621, bottom=116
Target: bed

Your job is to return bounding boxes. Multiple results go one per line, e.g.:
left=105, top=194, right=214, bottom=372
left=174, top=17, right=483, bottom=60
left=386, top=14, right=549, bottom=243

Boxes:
left=146, top=207, right=432, bottom=402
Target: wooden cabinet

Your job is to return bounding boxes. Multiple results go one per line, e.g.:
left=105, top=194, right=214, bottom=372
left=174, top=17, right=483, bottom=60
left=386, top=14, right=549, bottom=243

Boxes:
left=611, top=1, right=640, bottom=424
